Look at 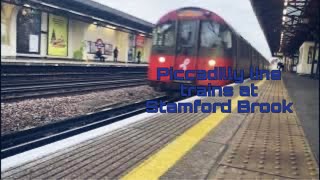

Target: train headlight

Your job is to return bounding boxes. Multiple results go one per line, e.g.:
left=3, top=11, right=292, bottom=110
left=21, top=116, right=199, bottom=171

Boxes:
left=208, top=59, right=216, bottom=66
left=159, top=57, right=166, bottom=63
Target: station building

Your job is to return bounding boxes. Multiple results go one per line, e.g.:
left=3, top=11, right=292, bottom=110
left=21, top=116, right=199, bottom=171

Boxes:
left=252, top=0, right=319, bottom=77
left=1, top=0, right=154, bottom=63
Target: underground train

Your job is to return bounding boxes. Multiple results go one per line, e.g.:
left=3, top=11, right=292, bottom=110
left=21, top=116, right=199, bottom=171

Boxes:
left=148, top=7, right=270, bottom=90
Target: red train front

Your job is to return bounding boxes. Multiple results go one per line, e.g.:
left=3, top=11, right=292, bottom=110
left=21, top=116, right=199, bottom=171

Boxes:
left=148, top=7, right=266, bottom=91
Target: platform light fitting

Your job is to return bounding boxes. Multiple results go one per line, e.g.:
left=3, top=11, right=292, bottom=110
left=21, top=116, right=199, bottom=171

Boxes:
left=23, top=4, right=31, bottom=7
left=106, top=25, right=116, bottom=29
left=283, top=9, right=287, bottom=15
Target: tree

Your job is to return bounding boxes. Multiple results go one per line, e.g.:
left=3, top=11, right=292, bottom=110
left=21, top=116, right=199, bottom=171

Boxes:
left=51, top=29, right=56, bottom=43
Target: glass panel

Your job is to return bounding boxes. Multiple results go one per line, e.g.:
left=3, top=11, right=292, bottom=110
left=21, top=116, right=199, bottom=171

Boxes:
left=200, top=21, right=232, bottom=49
left=308, top=47, right=313, bottom=64
left=153, top=22, right=175, bottom=47
left=178, top=21, right=197, bottom=47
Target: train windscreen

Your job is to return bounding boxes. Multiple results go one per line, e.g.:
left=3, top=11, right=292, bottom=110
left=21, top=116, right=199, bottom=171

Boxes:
left=178, top=21, right=197, bottom=48
left=152, top=22, right=175, bottom=47
left=200, top=21, right=232, bottom=49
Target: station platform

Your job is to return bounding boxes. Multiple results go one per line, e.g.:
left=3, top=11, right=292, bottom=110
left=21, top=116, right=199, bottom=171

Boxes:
left=1, top=74, right=319, bottom=179
left=1, top=58, right=148, bottom=67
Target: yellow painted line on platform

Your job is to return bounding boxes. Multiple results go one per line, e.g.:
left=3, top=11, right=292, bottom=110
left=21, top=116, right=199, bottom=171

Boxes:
left=121, top=79, right=266, bottom=180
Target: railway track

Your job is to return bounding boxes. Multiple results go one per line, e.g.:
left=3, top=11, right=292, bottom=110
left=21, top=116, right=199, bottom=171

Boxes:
left=1, top=95, right=182, bottom=159
left=1, top=75, right=147, bottom=102
left=1, top=75, right=144, bottom=87
left=1, top=72, right=146, bottom=82
left=1, top=64, right=147, bottom=74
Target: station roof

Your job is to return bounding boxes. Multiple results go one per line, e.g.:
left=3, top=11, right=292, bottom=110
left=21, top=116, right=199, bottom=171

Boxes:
left=2, top=0, right=154, bottom=35
left=250, top=0, right=319, bottom=57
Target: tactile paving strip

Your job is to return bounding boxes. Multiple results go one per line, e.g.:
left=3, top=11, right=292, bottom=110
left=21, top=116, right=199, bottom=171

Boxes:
left=212, top=80, right=319, bottom=179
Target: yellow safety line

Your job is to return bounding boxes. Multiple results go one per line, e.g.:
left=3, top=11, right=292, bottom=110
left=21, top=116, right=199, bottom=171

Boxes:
left=121, top=79, right=266, bottom=180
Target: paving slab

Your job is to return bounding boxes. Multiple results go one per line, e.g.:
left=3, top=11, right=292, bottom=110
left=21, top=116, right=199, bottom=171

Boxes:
left=282, top=72, right=319, bottom=163
left=208, top=80, right=319, bottom=179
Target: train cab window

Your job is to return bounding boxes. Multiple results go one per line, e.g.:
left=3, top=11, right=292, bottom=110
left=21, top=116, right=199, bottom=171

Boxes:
left=200, top=21, right=232, bottom=49
left=200, top=21, right=221, bottom=48
left=178, top=21, right=197, bottom=47
left=153, top=22, right=175, bottom=47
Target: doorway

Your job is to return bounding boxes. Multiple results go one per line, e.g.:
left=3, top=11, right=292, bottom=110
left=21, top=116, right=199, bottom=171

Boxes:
left=16, top=8, right=41, bottom=54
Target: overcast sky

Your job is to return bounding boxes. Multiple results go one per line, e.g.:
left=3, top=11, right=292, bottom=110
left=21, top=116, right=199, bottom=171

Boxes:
left=94, top=0, right=272, bottom=60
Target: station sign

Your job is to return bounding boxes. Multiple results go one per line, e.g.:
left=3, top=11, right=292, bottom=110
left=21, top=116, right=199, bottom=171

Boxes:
left=178, top=10, right=203, bottom=17
left=95, top=39, right=104, bottom=48
left=274, top=52, right=283, bottom=57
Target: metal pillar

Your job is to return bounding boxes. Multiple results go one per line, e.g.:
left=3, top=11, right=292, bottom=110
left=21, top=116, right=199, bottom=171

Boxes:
left=283, top=56, right=287, bottom=72
left=315, top=42, right=320, bottom=78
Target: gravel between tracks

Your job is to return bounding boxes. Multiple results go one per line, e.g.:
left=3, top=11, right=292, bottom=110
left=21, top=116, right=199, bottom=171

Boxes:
left=1, top=85, right=164, bottom=135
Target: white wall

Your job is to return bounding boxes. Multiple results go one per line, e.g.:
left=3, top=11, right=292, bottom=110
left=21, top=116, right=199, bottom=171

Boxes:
left=1, top=4, right=47, bottom=57
left=143, top=37, right=152, bottom=63
left=297, top=41, right=318, bottom=74
left=1, top=3, right=17, bottom=57
left=68, top=19, right=88, bottom=60
left=40, top=12, right=48, bottom=57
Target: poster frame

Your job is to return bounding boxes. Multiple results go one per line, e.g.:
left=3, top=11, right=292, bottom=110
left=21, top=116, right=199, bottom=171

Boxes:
left=46, top=13, right=69, bottom=57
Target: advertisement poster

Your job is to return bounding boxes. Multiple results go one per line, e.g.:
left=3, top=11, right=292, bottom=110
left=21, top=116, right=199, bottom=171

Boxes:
left=135, top=35, right=145, bottom=47
left=29, top=34, right=39, bottom=52
left=48, top=14, right=68, bottom=56
left=85, top=39, right=113, bottom=55
left=128, top=34, right=135, bottom=62
left=135, top=35, right=144, bottom=61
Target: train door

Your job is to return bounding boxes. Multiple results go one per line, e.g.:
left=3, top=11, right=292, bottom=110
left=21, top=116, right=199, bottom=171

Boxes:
left=233, top=36, right=240, bottom=70
left=252, top=51, right=258, bottom=69
left=233, top=36, right=239, bottom=71
left=173, top=20, right=199, bottom=77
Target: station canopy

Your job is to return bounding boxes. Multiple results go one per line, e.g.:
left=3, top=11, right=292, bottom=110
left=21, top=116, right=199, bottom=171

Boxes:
left=2, top=0, right=154, bottom=36
left=250, top=0, right=319, bottom=57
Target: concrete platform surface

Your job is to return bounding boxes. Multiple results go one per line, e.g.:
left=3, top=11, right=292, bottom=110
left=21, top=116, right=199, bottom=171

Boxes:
left=1, top=77, right=319, bottom=180
left=282, top=72, right=319, bottom=163
left=208, top=80, right=318, bottom=179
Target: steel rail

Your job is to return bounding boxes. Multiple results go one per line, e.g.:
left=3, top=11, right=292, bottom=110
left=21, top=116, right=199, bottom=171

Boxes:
left=1, top=95, right=179, bottom=159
